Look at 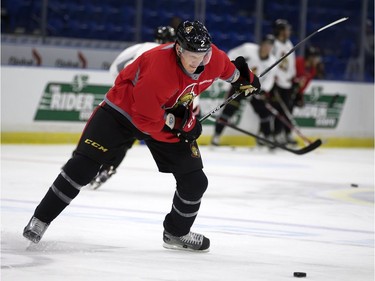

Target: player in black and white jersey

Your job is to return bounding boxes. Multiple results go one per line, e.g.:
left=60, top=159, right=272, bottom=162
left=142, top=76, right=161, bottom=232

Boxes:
left=211, top=34, right=277, bottom=147
left=271, top=19, right=297, bottom=145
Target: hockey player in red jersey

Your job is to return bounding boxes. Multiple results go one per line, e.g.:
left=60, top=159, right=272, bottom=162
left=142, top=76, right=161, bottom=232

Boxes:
left=23, top=20, right=260, bottom=252
left=292, top=46, right=320, bottom=108
left=90, top=26, right=177, bottom=190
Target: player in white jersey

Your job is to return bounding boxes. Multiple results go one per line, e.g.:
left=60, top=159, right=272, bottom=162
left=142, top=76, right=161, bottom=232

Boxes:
left=271, top=19, right=297, bottom=145
left=109, top=42, right=160, bottom=78
left=90, top=26, right=176, bottom=189
left=211, top=34, right=277, bottom=147
left=109, top=26, right=176, bottom=78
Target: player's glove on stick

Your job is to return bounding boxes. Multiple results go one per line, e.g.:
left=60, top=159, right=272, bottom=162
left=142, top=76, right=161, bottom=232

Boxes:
left=165, top=108, right=202, bottom=142
left=231, top=56, right=261, bottom=96
left=255, top=90, right=271, bottom=101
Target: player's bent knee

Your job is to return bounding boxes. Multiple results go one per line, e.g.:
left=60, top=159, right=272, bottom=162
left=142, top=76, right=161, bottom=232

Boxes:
left=62, top=153, right=101, bottom=186
left=174, top=169, right=208, bottom=199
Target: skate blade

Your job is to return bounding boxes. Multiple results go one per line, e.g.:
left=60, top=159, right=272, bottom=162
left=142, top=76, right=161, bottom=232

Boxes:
left=162, top=242, right=209, bottom=253
left=23, top=231, right=41, bottom=244
left=90, top=182, right=102, bottom=190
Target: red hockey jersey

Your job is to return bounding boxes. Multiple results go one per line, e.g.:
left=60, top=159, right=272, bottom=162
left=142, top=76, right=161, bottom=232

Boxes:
left=295, top=56, right=317, bottom=95
left=105, top=43, right=236, bottom=143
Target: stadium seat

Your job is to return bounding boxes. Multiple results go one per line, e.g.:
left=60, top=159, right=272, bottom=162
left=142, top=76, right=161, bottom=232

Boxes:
left=0, top=0, right=373, bottom=81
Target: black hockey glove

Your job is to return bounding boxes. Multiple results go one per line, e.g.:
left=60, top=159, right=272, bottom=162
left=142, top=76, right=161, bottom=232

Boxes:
left=164, top=107, right=202, bottom=142
left=255, top=90, right=271, bottom=101
left=294, top=93, right=305, bottom=108
left=231, top=56, right=261, bottom=96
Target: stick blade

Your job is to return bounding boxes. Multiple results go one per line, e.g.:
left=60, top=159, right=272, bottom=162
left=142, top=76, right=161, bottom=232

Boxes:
left=216, top=118, right=322, bottom=155
left=317, top=17, right=349, bottom=32
left=293, top=139, right=322, bottom=155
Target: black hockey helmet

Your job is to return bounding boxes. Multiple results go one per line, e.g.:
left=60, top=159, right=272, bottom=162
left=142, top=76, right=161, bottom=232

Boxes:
left=273, top=19, right=291, bottom=36
left=176, top=20, right=211, bottom=52
left=305, top=46, right=320, bottom=58
left=154, top=26, right=176, bottom=44
left=261, top=34, right=275, bottom=44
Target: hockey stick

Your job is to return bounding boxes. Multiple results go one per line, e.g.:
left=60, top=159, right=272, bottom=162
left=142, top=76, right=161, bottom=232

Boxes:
left=263, top=99, right=313, bottom=145
left=259, top=17, right=349, bottom=78
left=199, top=85, right=253, bottom=122
left=200, top=17, right=349, bottom=123
left=214, top=117, right=322, bottom=155
left=271, top=91, right=315, bottom=145
left=273, top=91, right=300, bottom=128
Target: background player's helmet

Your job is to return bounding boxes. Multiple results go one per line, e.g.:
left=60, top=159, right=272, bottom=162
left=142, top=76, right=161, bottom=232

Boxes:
left=261, top=34, right=275, bottom=44
left=305, top=46, right=320, bottom=58
left=154, top=26, right=176, bottom=44
left=273, top=19, right=291, bottom=36
left=176, top=20, right=211, bottom=52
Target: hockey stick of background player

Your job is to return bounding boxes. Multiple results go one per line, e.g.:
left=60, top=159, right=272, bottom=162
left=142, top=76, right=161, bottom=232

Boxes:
left=200, top=17, right=349, bottom=123
left=259, top=17, right=348, bottom=78
left=212, top=117, right=322, bottom=155
left=272, top=91, right=308, bottom=138
left=263, top=100, right=313, bottom=145
left=199, top=84, right=253, bottom=122
left=273, top=91, right=299, bottom=126
left=270, top=92, right=339, bottom=146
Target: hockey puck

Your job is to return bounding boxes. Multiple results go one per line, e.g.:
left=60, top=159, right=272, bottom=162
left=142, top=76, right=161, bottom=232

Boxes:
left=293, top=272, right=307, bottom=278
left=351, top=183, right=358, bottom=188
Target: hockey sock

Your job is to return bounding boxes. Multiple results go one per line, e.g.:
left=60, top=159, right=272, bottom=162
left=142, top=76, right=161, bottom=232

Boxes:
left=34, top=154, right=101, bottom=223
left=214, top=100, right=241, bottom=136
left=260, top=116, right=272, bottom=136
left=164, top=169, right=208, bottom=236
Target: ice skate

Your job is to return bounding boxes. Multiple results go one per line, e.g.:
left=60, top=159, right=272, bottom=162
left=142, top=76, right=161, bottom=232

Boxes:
left=274, top=133, right=287, bottom=145
left=163, top=230, right=210, bottom=252
left=210, top=135, right=220, bottom=146
left=90, top=166, right=116, bottom=190
left=265, top=135, right=276, bottom=150
left=23, top=217, right=49, bottom=243
left=256, top=134, right=276, bottom=151
left=285, top=133, right=298, bottom=146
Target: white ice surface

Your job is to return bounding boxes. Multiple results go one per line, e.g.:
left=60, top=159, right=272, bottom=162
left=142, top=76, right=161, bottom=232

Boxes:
left=1, top=145, right=374, bottom=281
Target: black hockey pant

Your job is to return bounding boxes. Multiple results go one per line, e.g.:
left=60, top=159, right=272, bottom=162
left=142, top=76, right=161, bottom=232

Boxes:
left=33, top=104, right=208, bottom=237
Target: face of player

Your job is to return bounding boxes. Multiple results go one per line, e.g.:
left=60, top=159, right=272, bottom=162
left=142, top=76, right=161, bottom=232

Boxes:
left=283, top=26, right=291, bottom=39
left=259, top=42, right=273, bottom=59
left=308, top=55, right=321, bottom=67
left=176, top=44, right=211, bottom=74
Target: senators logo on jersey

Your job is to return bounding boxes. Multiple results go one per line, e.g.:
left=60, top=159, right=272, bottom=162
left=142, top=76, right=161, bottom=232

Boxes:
left=177, top=92, right=194, bottom=107
left=190, top=141, right=201, bottom=158
left=169, top=83, right=197, bottom=109
left=278, top=52, right=289, bottom=71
